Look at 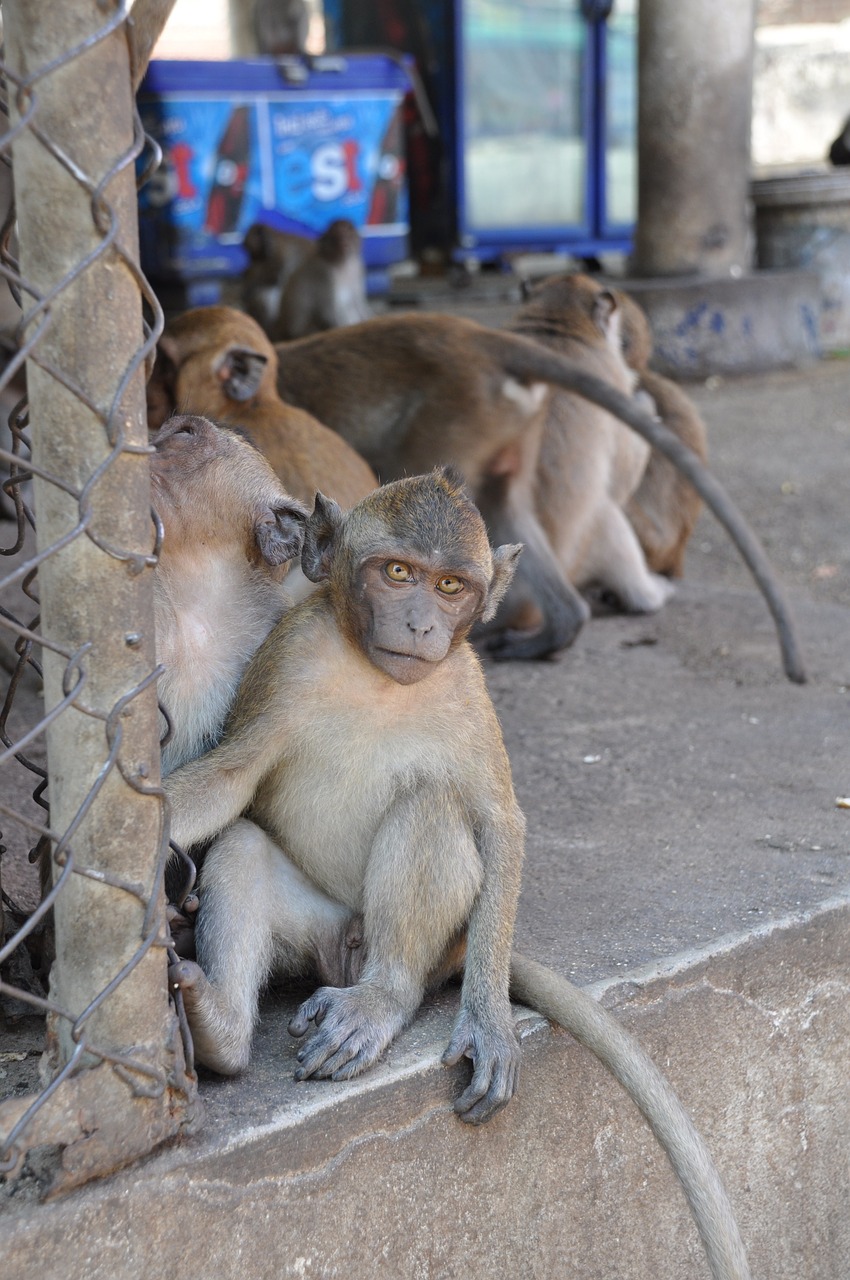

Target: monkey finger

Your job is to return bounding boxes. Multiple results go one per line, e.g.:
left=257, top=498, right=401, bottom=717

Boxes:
left=293, top=1025, right=358, bottom=1079
left=288, top=988, right=335, bottom=1037
left=441, top=1028, right=474, bottom=1068
left=454, top=1058, right=520, bottom=1125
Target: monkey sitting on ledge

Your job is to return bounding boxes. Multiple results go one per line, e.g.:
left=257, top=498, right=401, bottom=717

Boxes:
left=165, top=472, right=750, bottom=1280
left=166, top=470, right=524, bottom=1111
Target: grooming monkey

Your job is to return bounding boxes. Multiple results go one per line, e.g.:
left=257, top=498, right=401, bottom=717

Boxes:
left=272, top=277, right=804, bottom=679
left=150, top=412, right=307, bottom=777
left=615, top=289, right=709, bottom=578
left=241, top=222, right=314, bottom=333
left=271, top=219, right=371, bottom=341
left=167, top=472, right=749, bottom=1280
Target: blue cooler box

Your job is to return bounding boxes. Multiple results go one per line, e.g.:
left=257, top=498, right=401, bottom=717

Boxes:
left=137, top=55, right=411, bottom=294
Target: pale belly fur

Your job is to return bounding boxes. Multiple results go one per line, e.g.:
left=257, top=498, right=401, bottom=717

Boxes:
left=252, top=698, right=457, bottom=912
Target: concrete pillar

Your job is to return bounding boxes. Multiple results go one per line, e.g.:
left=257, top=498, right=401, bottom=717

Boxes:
left=633, top=0, right=756, bottom=277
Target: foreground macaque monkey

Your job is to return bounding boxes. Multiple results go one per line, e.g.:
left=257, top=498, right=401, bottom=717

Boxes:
left=615, top=289, right=709, bottom=578
left=271, top=219, right=371, bottom=341
left=167, top=472, right=750, bottom=1280
left=272, top=281, right=804, bottom=680
left=150, top=413, right=307, bottom=776
left=148, top=305, right=377, bottom=513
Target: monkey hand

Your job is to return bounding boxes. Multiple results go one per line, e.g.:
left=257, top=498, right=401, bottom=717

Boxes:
left=288, top=982, right=411, bottom=1082
left=442, top=1008, right=521, bottom=1125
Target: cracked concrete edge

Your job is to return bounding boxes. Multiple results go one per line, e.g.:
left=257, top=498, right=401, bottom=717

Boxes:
left=145, top=891, right=850, bottom=1172
left=214, top=888, right=850, bottom=1172
left=19, top=889, right=850, bottom=1187
left=3, top=893, right=849, bottom=1280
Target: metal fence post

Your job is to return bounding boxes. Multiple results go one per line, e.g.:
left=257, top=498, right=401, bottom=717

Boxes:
left=0, top=0, right=198, bottom=1194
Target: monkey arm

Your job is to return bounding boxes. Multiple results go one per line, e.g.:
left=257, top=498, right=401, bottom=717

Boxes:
left=164, top=715, right=285, bottom=850
left=441, top=798, right=526, bottom=1125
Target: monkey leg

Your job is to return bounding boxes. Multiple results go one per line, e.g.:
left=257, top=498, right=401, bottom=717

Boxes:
left=476, top=475, right=590, bottom=660
left=169, top=818, right=356, bottom=1074
left=577, top=500, right=676, bottom=614
left=289, top=789, right=483, bottom=1083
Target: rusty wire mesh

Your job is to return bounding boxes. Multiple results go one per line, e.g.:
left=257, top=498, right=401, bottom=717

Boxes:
left=0, top=0, right=197, bottom=1199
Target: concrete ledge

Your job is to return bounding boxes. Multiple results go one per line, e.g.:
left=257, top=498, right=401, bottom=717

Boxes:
left=621, top=269, right=821, bottom=377
left=2, top=898, right=849, bottom=1280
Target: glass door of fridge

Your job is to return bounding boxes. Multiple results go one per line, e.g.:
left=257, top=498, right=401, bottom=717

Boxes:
left=457, top=0, right=591, bottom=248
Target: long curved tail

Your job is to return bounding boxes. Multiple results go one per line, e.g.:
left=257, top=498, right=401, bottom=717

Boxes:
left=477, top=328, right=806, bottom=684
left=510, top=950, right=751, bottom=1280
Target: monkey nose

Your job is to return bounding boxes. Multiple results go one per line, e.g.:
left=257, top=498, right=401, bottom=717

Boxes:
left=407, top=619, right=433, bottom=636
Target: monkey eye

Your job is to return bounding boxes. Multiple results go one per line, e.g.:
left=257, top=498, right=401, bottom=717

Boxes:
left=384, top=560, right=414, bottom=583
left=436, top=575, right=463, bottom=596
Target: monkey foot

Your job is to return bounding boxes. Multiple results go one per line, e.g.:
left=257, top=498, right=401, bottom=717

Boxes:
left=167, top=892, right=199, bottom=960
left=288, top=982, right=409, bottom=1082
left=168, top=959, right=252, bottom=1075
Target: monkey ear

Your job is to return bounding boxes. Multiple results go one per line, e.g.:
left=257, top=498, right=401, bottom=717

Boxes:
left=480, top=543, right=523, bottom=623
left=254, top=500, right=308, bottom=567
left=592, top=289, right=619, bottom=337
left=436, top=464, right=473, bottom=500
left=302, top=491, right=344, bottom=582
left=216, top=346, right=268, bottom=403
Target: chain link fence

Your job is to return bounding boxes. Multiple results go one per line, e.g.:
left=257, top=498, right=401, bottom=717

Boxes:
left=0, top=0, right=198, bottom=1200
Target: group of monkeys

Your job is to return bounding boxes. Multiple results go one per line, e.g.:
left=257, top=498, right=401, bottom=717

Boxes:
left=143, top=269, right=780, bottom=1278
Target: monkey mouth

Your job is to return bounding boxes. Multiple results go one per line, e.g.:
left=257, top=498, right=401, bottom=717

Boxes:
left=372, top=646, right=444, bottom=684
left=376, top=648, right=435, bottom=666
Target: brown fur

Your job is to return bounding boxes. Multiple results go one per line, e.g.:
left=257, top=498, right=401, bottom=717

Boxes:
left=272, top=274, right=672, bottom=658
left=148, top=305, right=378, bottom=512
left=509, top=274, right=674, bottom=626
left=166, top=473, right=525, bottom=1124
left=616, top=290, right=709, bottom=578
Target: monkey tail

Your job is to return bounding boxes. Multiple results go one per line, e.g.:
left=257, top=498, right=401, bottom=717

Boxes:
left=480, top=330, right=806, bottom=684
left=510, top=950, right=751, bottom=1280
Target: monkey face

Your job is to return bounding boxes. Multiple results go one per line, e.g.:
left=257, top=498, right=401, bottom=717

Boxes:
left=351, top=553, right=485, bottom=685
left=150, top=414, right=307, bottom=568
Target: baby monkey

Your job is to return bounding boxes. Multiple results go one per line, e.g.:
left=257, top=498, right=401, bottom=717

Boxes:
left=167, top=470, right=524, bottom=1122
